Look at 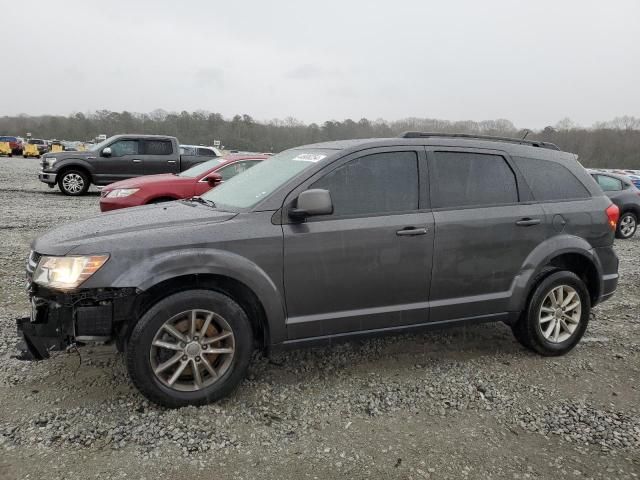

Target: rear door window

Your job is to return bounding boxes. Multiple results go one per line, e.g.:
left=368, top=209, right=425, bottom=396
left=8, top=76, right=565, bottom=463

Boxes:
left=512, top=157, right=590, bottom=201
left=312, top=151, right=419, bottom=217
left=594, top=174, right=623, bottom=192
left=143, top=140, right=173, bottom=155
left=430, top=151, right=518, bottom=209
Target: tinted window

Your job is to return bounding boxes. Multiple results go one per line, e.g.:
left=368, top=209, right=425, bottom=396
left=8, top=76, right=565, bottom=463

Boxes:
left=512, top=157, right=590, bottom=201
left=109, top=140, right=138, bottom=157
left=312, top=151, right=419, bottom=217
left=431, top=152, right=518, bottom=208
left=197, top=147, right=216, bottom=157
left=143, top=140, right=172, bottom=155
left=594, top=174, right=623, bottom=192
left=216, top=160, right=261, bottom=181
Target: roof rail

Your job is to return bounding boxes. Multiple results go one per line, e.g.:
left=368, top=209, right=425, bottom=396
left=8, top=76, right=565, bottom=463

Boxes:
left=398, top=132, right=561, bottom=151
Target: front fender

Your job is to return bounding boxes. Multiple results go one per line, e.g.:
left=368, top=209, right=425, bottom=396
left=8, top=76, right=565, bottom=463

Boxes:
left=53, top=158, right=96, bottom=176
left=508, top=234, right=602, bottom=312
left=110, top=248, right=287, bottom=343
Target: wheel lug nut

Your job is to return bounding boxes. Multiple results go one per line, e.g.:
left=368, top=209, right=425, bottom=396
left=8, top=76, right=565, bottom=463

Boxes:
left=202, top=344, right=208, bottom=349
left=195, top=356, right=201, bottom=362
left=182, top=355, right=187, bottom=361
left=194, top=336, right=199, bottom=340
left=179, top=342, right=185, bottom=348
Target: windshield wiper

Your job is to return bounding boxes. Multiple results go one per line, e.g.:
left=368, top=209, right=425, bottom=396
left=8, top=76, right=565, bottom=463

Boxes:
left=182, top=196, right=216, bottom=208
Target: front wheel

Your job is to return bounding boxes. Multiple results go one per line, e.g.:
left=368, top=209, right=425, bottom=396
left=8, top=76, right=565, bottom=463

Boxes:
left=512, top=271, right=590, bottom=356
left=126, top=290, right=254, bottom=408
left=58, top=170, right=90, bottom=196
left=616, top=212, right=637, bottom=239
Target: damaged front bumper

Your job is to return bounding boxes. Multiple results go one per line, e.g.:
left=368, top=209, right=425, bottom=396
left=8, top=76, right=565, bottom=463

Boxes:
left=17, top=285, right=138, bottom=360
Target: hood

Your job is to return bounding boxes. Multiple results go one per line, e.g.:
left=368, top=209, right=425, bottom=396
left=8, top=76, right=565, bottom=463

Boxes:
left=103, top=173, right=190, bottom=190
left=32, top=201, right=236, bottom=256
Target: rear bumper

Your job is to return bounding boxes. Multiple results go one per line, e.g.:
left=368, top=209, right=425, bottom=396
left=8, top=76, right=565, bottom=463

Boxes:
left=594, top=246, right=619, bottom=305
left=38, top=171, right=57, bottom=184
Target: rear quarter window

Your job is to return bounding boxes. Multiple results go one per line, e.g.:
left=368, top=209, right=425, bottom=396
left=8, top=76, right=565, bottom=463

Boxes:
left=430, top=151, right=518, bottom=209
left=512, top=157, right=591, bottom=201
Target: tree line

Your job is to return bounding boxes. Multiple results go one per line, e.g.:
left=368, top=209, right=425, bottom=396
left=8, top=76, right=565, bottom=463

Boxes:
left=1, top=111, right=639, bottom=168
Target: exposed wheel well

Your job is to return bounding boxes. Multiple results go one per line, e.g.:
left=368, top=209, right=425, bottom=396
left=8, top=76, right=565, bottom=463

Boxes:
left=124, top=274, right=269, bottom=350
left=545, top=253, right=600, bottom=305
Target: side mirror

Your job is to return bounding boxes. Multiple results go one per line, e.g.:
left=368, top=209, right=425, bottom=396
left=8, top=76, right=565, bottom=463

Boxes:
left=205, top=172, right=223, bottom=185
left=102, top=147, right=112, bottom=157
left=289, top=189, right=333, bottom=221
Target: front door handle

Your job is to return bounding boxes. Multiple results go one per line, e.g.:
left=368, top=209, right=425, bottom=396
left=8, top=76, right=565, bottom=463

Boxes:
left=132, top=159, right=142, bottom=163
left=516, top=218, right=541, bottom=226
left=167, top=160, right=177, bottom=164
left=396, top=227, right=428, bottom=236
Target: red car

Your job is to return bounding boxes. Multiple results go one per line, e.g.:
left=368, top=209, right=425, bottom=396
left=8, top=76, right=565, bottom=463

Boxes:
left=99, top=154, right=267, bottom=212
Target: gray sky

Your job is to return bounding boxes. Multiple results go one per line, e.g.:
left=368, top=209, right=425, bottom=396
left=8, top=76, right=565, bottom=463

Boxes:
left=4, top=0, right=639, bottom=128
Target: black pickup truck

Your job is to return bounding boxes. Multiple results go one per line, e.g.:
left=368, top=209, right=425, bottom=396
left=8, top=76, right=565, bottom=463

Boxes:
left=38, top=134, right=219, bottom=195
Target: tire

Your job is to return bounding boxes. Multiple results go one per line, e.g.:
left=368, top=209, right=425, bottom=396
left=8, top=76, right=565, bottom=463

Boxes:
left=58, top=169, right=90, bottom=196
left=512, top=271, right=590, bottom=356
left=615, top=211, right=637, bottom=239
left=126, top=290, right=254, bottom=408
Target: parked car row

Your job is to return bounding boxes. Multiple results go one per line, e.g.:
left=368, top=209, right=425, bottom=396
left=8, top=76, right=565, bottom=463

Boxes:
left=19, top=132, right=621, bottom=408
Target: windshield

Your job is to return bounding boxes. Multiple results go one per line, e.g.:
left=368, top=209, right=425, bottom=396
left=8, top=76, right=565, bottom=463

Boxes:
left=0, top=136, right=16, bottom=142
left=89, top=136, right=115, bottom=152
left=29, top=139, right=44, bottom=144
left=201, top=148, right=334, bottom=209
left=178, top=158, right=227, bottom=178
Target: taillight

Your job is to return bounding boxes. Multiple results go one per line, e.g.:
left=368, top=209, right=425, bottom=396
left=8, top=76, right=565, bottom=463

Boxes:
left=605, top=204, right=619, bottom=231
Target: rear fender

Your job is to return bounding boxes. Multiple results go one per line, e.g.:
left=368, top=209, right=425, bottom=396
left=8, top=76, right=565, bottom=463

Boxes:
left=508, top=234, right=602, bottom=313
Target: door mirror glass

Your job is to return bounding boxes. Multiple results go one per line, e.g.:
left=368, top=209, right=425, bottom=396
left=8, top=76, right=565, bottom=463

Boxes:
left=204, top=172, right=223, bottom=185
left=289, top=189, right=333, bottom=220
left=102, top=147, right=112, bottom=157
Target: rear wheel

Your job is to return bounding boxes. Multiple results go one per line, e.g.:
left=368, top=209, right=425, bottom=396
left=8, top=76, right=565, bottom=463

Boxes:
left=616, top=212, right=637, bottom=239
left=126, top=290, right=253, bottom=408
left=58, top=169, right=90, bottom=196
left=512, top=271, right=590, bottom=356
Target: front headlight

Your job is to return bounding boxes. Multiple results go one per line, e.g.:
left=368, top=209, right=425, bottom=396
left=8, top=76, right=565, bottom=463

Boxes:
left=33, top=255, right=109, bottom=291
left=106, top=188, right=139, bottom=198
left=46, top=157, right=57, bottom=167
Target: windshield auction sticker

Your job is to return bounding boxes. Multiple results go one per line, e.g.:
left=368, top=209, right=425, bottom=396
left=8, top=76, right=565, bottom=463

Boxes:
left=292, top=153, right=326, bottom=163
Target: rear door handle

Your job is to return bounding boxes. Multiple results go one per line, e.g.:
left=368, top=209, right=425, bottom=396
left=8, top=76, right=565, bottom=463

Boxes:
left=516, top=218, right=541, bottom=226
left=132, top=159, right=142, bottom=163
left=396, top=227, right=428, bottom=236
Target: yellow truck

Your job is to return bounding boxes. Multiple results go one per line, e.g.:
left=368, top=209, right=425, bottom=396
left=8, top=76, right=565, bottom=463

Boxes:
left=23, top=144, right=40, bottom=158
left=0, top=142, right=12, bottom=157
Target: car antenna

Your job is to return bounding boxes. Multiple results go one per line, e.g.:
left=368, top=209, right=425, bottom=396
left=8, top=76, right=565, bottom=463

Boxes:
left=521, top=129, right=531, bottom=140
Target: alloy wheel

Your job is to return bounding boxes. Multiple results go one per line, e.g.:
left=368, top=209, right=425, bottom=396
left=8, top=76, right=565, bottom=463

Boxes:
left=149, top=309, right=235, bottom=392
left=62, top=173, right=84, bottom=194
left=619, top=214, right=636, bottom=238
left=538, top=285, right=581, bottom=343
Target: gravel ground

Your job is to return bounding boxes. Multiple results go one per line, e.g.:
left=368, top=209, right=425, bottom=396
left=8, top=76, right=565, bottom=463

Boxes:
left=0, top=157, right=639, bottom=480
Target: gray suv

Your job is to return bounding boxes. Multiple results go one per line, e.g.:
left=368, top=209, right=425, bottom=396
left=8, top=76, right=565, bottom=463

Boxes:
left=18, top=133, right=619, bottom=407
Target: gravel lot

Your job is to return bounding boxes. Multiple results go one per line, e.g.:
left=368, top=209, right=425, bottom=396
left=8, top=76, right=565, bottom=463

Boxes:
left=0, top=157, right=639, bottom=480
